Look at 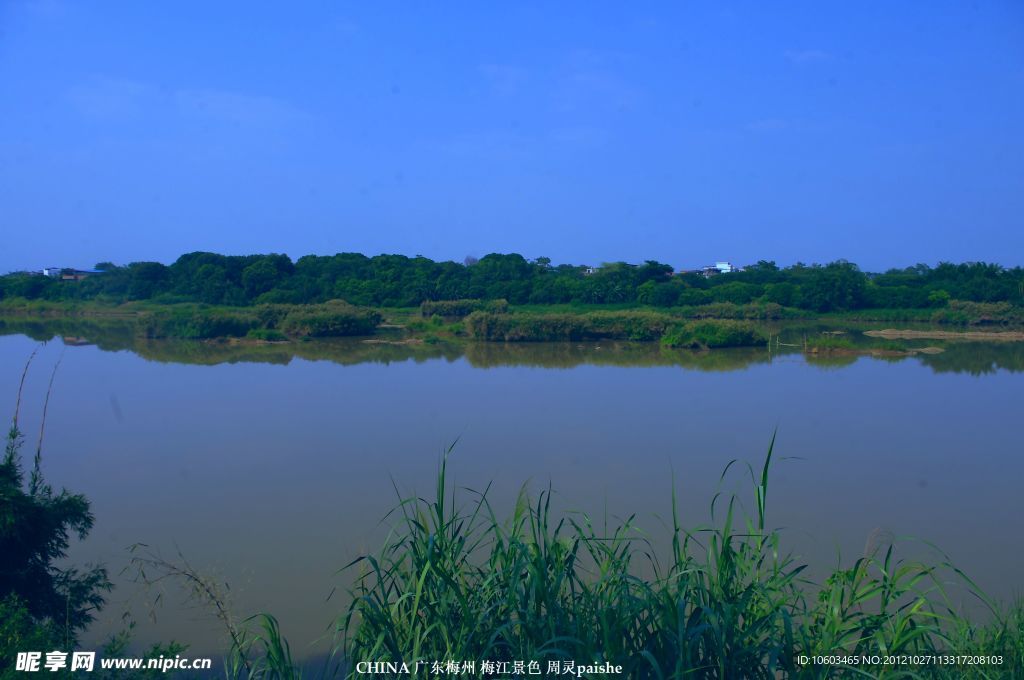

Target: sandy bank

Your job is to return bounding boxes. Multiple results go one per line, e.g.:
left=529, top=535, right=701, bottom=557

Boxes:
left=865, top=329, right=1024, bottom=341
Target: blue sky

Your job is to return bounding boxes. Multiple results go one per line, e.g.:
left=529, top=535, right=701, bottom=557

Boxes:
left=2, top=1, right=1022, bottom=272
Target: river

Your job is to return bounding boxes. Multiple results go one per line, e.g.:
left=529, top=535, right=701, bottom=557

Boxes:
left=2, top=323, right=1021, bottom=657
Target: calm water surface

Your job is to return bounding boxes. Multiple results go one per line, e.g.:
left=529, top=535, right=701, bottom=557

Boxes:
left=1, top=328, right=1021, bottom=656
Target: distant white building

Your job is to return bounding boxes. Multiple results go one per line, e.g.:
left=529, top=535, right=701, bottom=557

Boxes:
left=40, top=267, right=104, bottom=280
left=713, top=261, right=738, bottom=273
left=697, top=261, right=741, bottom=277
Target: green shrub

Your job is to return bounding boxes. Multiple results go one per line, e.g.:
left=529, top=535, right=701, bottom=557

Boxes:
left=124, top=301, right=382, bottom=340
left=931, top=300, right=1024, bottom=326
left=280, top=300, right=382, bottom=337
left=137, top=307, right=258, bottom=339
left=465, top=310, right=675, bottom=341
left=636, top=281, right=683, bottom=307
left=0, top=595, right=66, bottom=672
left=709, top=281, right=763, bottom=304
left=927, top=289, right=951, bottom=307
left=660, top=320, right=768, bottom=349
left=677, top=288, right=712, bottom=306
left=2, top=419, right=111, bottom=649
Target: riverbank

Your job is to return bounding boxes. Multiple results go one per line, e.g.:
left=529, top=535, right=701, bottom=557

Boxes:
left=0, top=298, right=381, bottom=341
left=865, top=328, right=1024, bottom=341
left=4, top=302, right=1024, bottom=376
left=2, top=297, right=1022, bottom=348
left=0, top=298, right=784, bottom=347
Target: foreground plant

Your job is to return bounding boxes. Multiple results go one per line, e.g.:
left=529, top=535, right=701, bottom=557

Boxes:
left=339, top=440, right=1022, bottom=679
left=1, top=351, right=112, bottom=676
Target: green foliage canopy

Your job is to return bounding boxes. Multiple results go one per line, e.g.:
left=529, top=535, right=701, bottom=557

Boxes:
left=3, top=252, right=1022, bottom=313
left=1, top=424, right=110, bottom=640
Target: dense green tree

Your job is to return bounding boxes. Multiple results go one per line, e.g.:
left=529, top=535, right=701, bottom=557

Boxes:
left=3, top=251, right=1022, bottom=312
left=242, top=255, right=293, bottom=300
left=127, top=262, right=170, bottom=300
left=649, top=283, right=683, bottom=307
left=736, top=260, right=782, bottom=285
left=709, top=281, right=762, bottom=305
left=678, top=288, right=712, bottom=306
left=799, top=261, right=868, bottom=312
left=2, top=276, right=50, bottom=300
left=864, top=284, right=930, bottom=309
left=1, top=423, right=110, bottom=639
left=636, top=260, right=674, bottom=284
left=763, top=282, right=799, bottom=306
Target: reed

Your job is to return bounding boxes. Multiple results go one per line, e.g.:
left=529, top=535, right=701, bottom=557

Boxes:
left=335, top=441, right=1022, bottom=678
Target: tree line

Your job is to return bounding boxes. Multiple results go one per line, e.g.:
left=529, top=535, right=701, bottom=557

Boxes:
left=2, top=252, right=1022, bottom=312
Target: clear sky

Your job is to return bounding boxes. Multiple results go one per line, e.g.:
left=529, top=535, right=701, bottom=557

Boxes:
left=2, top=1, right=1022, bottom=273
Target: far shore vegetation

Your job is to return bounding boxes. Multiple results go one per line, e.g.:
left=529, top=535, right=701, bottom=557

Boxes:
left=2, top=252, right=1023, bottom=347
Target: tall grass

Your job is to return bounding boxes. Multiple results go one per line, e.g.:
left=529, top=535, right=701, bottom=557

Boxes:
left=335, top=442, right=1022, bottom=679
left=464, top=311, right=774, bottom=345
left=464, top=309, right=676, bottom=341
left=0, top=299, right=382, bottom=340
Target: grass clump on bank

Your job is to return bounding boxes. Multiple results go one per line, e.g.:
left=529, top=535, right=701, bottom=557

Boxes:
left=464, top=310, right=677, bottom=341
left=135, top=300, right=381, bottom=340
left=465, top=311, right=772, bottom=346
left=660, top=320, right=768, bottom=349
left=336, top=443, right=1023, bottom=679
left=831, top=300, right=1024, bottom=326
left=930, top=300, right=1024, bottom=326
left=802, top=335, right=915, bottom=357
left=0, top=298, right=383, bottom=341
left=276, top=301, right=382, bottom=338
